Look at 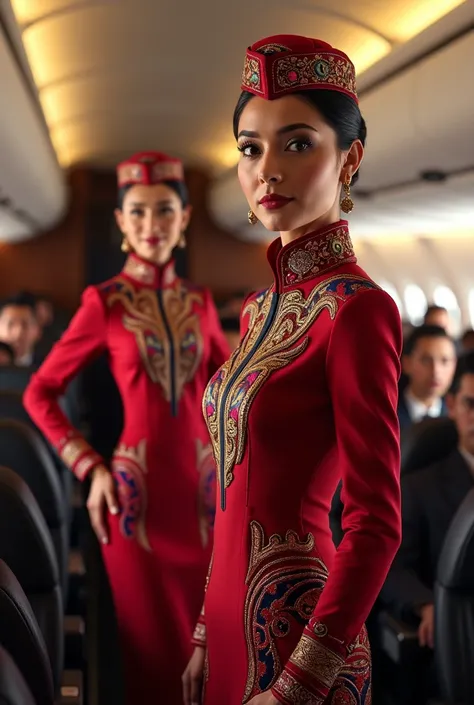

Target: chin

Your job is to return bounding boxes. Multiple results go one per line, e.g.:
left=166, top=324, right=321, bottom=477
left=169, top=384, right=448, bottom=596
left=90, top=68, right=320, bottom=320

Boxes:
left=258, top=212, right=300, bottom=233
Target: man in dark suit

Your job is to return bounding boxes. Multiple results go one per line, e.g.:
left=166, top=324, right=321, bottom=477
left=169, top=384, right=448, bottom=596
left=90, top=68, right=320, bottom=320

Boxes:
left=384, top=352, right=474, bottom=646
left=398, top=324, right=456, bottom=431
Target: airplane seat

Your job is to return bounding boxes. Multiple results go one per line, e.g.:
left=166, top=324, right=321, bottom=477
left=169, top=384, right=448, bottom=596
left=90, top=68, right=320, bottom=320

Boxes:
left=401, top=417, right=458, bottom=476
left=0, top=645, right=38, bottom=705
left=435, top=486, right=474, bottom=705
left=0, top=559, right=54, bottom=705
left=0, top=468, right=83, bottom=704
left=0, top=420, right=69, bottom=598
left=0, top=366, right=35, bottom=393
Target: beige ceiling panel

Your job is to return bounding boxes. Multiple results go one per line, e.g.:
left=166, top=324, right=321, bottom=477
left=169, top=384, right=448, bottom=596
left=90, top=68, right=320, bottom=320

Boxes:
left=12, top=0, right=77, bottom=25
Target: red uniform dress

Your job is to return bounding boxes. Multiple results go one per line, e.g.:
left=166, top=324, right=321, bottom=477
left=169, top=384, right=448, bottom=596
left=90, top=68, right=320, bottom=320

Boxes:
left=24, top=252, right=229, bottom=703
left=193, top=221, right=402, bottom=704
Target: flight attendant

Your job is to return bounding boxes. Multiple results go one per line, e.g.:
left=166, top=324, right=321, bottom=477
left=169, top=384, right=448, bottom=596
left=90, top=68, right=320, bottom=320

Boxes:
left=24, top=151, right=230, bottom=704
left=183, top=35, right=402, bottom=704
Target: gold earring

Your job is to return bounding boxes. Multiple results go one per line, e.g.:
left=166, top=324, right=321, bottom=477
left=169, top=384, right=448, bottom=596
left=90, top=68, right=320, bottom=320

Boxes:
left=340, top=175, right=354, bottom=214
left=248, top=209, right=258, bottom=225
left=178, top=232, right=186, bottom=249
left=121, top=236, right=131, bottom=253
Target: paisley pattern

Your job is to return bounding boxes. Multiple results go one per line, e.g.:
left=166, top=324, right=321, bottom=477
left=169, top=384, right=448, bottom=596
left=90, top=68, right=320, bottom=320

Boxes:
left=243, top=521, right=329, bottom=703
left=196, top=439, right=217, bottom=548
left=112, top=439, right=151, bottom=551
left=104, top=277, right=204, bottom=403
left=203, top=276, right=377, bottom=495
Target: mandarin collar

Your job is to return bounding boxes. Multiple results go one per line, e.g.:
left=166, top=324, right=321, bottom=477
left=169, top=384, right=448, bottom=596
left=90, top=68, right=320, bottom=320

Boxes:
left=122, top=253, right=177, bottom=288
left=267, top=220, right=357, bottom=292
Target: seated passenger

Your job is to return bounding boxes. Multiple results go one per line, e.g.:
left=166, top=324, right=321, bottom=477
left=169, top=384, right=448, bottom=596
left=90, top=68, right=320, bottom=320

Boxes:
left=398, top=324, right=456, bottom=431
left=0, top=294, right=40, bottom=366
left=384, top=352, right=474, bottom=647
left=0, top=342, right=14, bottom=366
left=423, top=304, right=450, bottom=332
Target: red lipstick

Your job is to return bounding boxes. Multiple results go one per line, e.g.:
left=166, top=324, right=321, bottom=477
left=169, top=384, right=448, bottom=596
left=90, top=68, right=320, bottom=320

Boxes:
left=258, top=194, right=294, bottom=210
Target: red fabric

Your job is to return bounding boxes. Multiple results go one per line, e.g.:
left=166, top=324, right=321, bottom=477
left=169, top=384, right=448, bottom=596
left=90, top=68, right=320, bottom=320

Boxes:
left=116, top=150, right=184, bottom=187
left=241, top=34, right=358, bottom=104
left=198, top=221, right=401, bottom=704
left=24, top=254, right=230, bottom=704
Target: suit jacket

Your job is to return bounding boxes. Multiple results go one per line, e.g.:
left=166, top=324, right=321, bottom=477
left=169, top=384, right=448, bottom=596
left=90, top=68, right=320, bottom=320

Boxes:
left=382, top=449, right=474, bottom=621
left=398, top=391, right=447, bottom=432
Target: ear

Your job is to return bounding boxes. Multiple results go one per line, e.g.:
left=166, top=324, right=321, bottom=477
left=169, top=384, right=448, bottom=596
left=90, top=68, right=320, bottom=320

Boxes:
left=402, top=354, right=412, bottom=376
left=114, top=208, right=126, bottom=234
left=341, top=139, right=364, bottom=183
left=180, top=204, right=192, bottom=231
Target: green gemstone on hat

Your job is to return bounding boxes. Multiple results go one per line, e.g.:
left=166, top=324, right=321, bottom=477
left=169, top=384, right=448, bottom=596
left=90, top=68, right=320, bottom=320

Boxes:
left=314, top=60, right=330, bottom=79
left=250, top=72, right=259, bottom=84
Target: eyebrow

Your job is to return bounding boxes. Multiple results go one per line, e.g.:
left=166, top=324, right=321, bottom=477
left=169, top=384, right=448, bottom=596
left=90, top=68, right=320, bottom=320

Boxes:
left=129, top=200, right=174, bottom=207
left=238, top=122, right=318, bottom=139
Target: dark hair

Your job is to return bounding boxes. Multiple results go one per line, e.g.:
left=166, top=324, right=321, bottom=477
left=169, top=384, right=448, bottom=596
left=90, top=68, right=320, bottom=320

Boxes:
left=462, top=328, right=474, bottom=343
left=0, top=342, right=14, bottom=363
left=117, top=180, right=189, bottom=209
left=449, top=352, right=474, bottom=395
left=404, top=324, right=454, bottom=357
left=220, top=316, right=240, bottom=333
left=0, top=293, right=37, bottom=318
left=233, top=89, right=367, bottom=183
left=424, top=304, right=448, bottom=318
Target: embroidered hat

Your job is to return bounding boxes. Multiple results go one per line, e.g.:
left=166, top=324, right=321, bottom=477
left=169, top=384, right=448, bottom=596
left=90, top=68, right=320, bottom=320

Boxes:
left=241, top=34, right=357, bottom=104
left=117, top=151, right=184, bottom=187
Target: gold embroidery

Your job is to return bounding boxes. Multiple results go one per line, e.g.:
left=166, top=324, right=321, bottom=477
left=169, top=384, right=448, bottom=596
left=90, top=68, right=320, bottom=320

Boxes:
left=192, top=622, right=206, bottom=645
left=274, top=53, right=357, bottom=99
left=112, top=439, right=151, bottom=551
left=272, top=671, right=325, bottom=704
left=290, top=634, right=345, bottom=689
left=281, top=226, right=355, bottom=287
left=243, top=522, right=328, bottom=702
left=205, top=280, right=341, bottom=491
left=117, top=160, right=183, bottom=186
left=107, top=278, right=204, bottom=401
left=59, top=436, right=93, bottom=467
left=123, top=257, right=157, bottom=285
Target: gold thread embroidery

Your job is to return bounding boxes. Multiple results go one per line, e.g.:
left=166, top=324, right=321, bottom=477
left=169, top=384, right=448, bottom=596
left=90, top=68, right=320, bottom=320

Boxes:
left=290, top=634, right=345, bottom=689
left=243, top=522, right=329, bottom=703
left=192, top=622, right=206, bottom=644
left=281, top=226, right=355, bottom=287
left=112, top=439, right=151, bottom=551
left=273, top=670, right=325, bottom=704
left=107, top=278, right=204, bottom=401
left=59, top=436, right=93, bottom=467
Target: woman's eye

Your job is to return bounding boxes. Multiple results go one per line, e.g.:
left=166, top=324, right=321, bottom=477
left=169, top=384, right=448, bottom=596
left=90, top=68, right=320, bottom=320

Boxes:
left=130, top=208, right=144, bottom=217
left=287, top=138, right=313, bottom=152
left=158, top=207, right=174, bottom=215
left=238, top=142, right=260, bottom=158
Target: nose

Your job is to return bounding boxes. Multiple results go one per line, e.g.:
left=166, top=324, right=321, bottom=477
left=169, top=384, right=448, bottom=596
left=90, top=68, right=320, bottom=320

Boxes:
left=258, top=151, right=283, bottom=185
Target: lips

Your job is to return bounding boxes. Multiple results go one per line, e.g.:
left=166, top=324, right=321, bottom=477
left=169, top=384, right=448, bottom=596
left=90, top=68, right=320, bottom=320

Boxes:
left=258, top=194, right=294, bottom=210
left=144, top=237, right=161, bottom=245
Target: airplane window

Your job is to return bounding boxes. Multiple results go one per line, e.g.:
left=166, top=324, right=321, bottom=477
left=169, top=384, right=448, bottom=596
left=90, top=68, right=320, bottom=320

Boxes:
left=433, top=285, right=461, bottom=335
left=404, top=284, right=427, bottom=325
left=468, top=291, right=474, bottom=329
left=379, top=281, right=403, bottom=314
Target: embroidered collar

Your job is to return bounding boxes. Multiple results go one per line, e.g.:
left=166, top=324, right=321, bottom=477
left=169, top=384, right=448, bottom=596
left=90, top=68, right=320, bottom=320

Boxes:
left=268, top=220, right=357, bottom=292
left=122, top=253, right=177, bottom=288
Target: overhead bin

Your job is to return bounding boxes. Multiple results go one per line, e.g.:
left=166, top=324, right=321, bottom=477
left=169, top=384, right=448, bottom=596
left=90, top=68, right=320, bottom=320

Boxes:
left=0, top=23, right=67, bottom=242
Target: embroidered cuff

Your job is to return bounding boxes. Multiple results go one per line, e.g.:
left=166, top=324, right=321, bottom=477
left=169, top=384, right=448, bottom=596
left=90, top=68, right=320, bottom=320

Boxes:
left=191, top=613, right=206, bottom=647
left=57, top=432, right=103, bottom=480
left=272, top=622, right=348, bottom=704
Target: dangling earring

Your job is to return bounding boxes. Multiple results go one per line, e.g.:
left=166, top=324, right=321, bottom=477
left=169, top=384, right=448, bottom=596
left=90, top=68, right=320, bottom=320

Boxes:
left=178, top=232, right=186, bottom=249
left=121, top=236, right=131, bottom=253
left=340, top=174, right=354, bottom=214
left=248, top=209, right=258, bottom=225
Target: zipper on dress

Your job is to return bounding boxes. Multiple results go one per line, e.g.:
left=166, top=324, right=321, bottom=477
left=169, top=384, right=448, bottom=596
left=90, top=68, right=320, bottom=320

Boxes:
left=217, top=291, right=279, bottom=510
left=157, top=289, right=177, bottom=417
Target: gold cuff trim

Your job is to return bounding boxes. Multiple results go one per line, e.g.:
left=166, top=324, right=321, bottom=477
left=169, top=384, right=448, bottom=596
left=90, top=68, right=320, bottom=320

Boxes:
left=289, top=634, right=345, bottom=689
left=192, top=622, right=206, bottom=645
left=273, top=671, right=325, bottom=704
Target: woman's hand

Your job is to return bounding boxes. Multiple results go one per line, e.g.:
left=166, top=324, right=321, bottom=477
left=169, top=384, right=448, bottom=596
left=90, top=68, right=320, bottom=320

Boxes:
left=86, top=465, right=120, bottom=544
left=182, top=646, right=206, bottom=705
left=248, top=692, right=280, bottom=705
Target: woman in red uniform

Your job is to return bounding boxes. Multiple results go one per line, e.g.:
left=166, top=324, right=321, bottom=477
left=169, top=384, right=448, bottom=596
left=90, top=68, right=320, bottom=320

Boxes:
left=24, top=151, right=230, bottom=704
left=183, top=35, right=402, bottom=705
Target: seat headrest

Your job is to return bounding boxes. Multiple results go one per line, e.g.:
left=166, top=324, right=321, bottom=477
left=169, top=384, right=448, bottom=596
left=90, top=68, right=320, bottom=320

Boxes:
left=0, top=467, right=58, bottom=590
left=0, top=392, right=31, bottom=426
left=0, top=645, right=37, bottom=705
left=401, top=417, right=458, bottom=475
left=437, top=487, right=474, bottom=589
left=0, top=561, right=54, bottom=705
left=0, top=420, right=64, bottom=527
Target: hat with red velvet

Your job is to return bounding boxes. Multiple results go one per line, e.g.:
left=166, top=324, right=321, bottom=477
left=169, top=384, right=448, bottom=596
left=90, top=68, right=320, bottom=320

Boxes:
left=241, top=34, right=357, bottom=104
left=117, top=151, right=184, bottom=187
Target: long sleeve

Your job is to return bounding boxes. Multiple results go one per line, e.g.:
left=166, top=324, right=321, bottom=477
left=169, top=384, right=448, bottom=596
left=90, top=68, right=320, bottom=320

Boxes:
left=273, top=288, right=402, bottom=703
left=24, top=286, right=108, bottom=480
left=381, top=476, right=434, bottom=619
left=205, top=289, right=230, bottom=377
